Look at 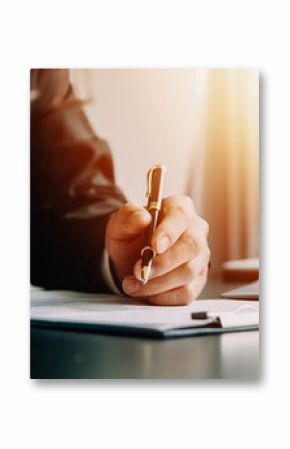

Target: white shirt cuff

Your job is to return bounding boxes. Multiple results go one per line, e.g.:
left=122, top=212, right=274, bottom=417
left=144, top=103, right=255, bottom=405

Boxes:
left=101, top=249, right=124, bottom=296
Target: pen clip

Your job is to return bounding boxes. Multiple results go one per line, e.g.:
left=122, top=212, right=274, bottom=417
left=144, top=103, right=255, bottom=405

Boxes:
left=146, top=164, right=166, bottom=199
left=146, top=166, right=155, bottom=199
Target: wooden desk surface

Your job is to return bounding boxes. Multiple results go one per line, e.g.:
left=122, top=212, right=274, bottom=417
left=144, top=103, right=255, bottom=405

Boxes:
left=30, top=276, right=259, bottom=379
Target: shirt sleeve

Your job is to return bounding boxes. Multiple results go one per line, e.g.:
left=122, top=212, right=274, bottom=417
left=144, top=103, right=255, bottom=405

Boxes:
left=101, top=249, right=125, bottom=296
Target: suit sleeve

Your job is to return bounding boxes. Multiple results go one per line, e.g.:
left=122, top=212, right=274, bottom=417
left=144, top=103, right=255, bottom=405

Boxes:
left=30, top=69, right=126, bottom=292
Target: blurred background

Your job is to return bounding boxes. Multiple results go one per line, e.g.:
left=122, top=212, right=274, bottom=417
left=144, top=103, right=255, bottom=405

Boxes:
left=71, top=69, right=259, bottom=274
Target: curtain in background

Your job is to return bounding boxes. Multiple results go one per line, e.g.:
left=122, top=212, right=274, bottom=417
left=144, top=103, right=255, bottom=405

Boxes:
left=187, top=69, right=259, bottom=273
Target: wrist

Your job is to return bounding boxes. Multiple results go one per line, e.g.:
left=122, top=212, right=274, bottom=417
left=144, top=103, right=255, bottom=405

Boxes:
left=101, top=250, right=125, bottom=296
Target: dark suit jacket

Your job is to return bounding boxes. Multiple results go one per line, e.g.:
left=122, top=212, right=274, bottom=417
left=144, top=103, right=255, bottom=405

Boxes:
left=31, top=69, right=126, bottom=291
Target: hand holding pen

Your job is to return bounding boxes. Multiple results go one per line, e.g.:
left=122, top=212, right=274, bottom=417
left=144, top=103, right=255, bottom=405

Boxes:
left=105, top=165, right=210, bottom=305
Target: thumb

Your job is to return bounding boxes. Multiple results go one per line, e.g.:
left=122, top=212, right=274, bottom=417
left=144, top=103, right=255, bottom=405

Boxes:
left=107, top=202, right=151, bottom=241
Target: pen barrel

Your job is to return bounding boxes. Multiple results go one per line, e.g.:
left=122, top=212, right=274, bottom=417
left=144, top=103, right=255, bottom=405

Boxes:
left=145, top=208, right=159, bottom=242
left=141, top=164, right=166, bottom=282
left=140, top=209, right=158, bottom=283
left=141, top=207, right=158, bottom=251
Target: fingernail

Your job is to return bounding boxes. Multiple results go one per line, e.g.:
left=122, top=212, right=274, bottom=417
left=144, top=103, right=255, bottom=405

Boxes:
left=123, top=278, right=141, bottom=294
left=158, top=235, right=170, bottom=253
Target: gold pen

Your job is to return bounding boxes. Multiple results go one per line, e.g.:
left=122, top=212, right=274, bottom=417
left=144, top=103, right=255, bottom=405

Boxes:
left=140, top=165, right=167, bottom=284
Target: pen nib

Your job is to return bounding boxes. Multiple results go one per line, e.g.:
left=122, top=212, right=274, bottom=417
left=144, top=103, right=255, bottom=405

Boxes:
left=141, top=266, right=150, bottom=284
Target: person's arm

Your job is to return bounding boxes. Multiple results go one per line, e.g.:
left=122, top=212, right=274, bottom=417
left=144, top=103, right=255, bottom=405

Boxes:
left=30, top=69, right=126, bottom=292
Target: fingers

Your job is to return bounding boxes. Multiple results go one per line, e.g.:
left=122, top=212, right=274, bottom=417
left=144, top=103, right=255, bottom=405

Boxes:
left=106, top=202, right=151, bottom=241
left=149, top=274, right=208, bottom=306
left=151, top=196, right=194, bottom=254
left=121, top=195, right=210, bottom=305
left=123, top=272, right=207, bottom=306
left=123, top=253, right=209, bottom=297
left=109, top=195, right=210, bottom=306
left=134, top=229, right=210, bottom=281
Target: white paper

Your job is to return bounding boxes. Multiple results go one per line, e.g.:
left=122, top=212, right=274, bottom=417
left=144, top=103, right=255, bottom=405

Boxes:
left=31, top=288, right=259, bottom=331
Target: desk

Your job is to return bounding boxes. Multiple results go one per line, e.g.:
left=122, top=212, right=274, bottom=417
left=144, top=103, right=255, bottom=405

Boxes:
left=30, top=277, right=259, bottom=379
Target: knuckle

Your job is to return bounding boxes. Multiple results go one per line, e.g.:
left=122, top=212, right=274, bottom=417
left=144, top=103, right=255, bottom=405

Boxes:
left=182, top=231, right=196, bottom=255
left=163, top=195, right=193, bottom=218
left=122, top=202, right=135, bottom=213
left=202, top=219, right=209, bottom=234
left=184, top=283, right=192, bottom=296
left=171, top=204, right=187, bottom=218
left=148, top=293, right=166, bottom=306
left=194, top=215, right=209, bottom=234
left=179, top=196, right=194, bottom=215
left=161, top=196, right=173, bottom=213
left=121, top=203, right=143, bottom=220
left=181, top=284, right=193, bottom=304
left=183, top=262, right=197, bottom=281
left=183, top=195, right=194, bottom=210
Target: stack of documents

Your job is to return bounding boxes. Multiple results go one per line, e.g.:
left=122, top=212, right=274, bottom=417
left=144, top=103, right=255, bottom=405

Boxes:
left=31, top=288, right=259, bottom=339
